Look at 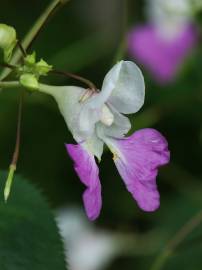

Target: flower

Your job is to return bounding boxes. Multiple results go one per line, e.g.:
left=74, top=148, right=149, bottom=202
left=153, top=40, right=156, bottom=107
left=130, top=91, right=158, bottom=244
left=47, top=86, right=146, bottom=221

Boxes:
left=128, top=0, right=197, bottom=83
left=56, top=207, right=130, bottom=270
left=128, top=24, right=197, bottom=83
left=39, top=61, right=170, bottom=220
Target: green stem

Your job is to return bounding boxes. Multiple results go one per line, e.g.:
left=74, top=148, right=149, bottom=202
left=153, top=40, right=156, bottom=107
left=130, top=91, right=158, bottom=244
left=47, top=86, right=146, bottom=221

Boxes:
left=0, top=0, right=70, bottom=80
left=0, top=81, right=20, bottom=89
left=4, top=164, right=16, bottom=201
left=51, top=69, right=97, bottom=90
left=38, top=82, right=60, bottom=96
left=150, top=210, right=202, bottom=270
left=113, top=0, right=128, bottom=63
left=4, top=91, right=23, bottom=201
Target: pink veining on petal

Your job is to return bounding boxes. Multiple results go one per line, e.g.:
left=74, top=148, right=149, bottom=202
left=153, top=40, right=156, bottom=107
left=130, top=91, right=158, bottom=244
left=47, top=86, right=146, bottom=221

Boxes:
left=66, top=143, right=102, bottom=220
left=128, top=24, right=197, bottom=83
left=112, top=128, right=170, bottom=212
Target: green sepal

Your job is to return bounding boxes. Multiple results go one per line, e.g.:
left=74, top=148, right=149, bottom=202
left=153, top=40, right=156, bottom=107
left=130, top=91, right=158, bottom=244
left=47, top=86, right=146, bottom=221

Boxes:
left=35, top=58, right=53, bottom=76
left=19, top=52, right=52, bottom=79
left=24, top=51, right=36, bottom=65
left=20, top=73, right=39, bottom=90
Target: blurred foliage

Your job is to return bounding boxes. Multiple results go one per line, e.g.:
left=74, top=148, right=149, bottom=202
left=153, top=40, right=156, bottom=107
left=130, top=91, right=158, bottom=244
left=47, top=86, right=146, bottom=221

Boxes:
left=0, top=172, right=66, bottom=270
left=0, top=0, right=202, bottom=269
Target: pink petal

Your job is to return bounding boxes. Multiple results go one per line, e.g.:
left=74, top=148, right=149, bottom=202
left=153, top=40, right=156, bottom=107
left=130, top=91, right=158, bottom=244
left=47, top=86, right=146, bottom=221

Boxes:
left=128, top=24, right=197, bottom=83
left=110, top=129, right=170, bottom=211
left=66, top=143, right=102, bottom=220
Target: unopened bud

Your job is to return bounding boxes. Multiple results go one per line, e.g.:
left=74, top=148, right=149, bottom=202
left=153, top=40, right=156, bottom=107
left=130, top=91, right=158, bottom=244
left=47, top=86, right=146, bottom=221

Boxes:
left=0, top=24, right=17, bottom=62
left=20, top=73, right=39, bottom=91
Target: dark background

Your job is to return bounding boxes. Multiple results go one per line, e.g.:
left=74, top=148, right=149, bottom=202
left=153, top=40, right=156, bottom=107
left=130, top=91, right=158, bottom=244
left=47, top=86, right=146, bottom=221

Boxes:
left=0, top=1, right=202, bottom=269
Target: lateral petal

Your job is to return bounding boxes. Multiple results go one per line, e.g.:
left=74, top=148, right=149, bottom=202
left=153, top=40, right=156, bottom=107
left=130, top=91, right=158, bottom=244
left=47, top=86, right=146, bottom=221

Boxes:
left=66, top=143, right=102, bottom=220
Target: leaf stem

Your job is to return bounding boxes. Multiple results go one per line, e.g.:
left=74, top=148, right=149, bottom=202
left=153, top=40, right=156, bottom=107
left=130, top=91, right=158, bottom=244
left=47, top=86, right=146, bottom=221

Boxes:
left=4, top=92, right=24, bottom=201
left=0, top=81, right=20, bottom=89
left=17, top=40, right=27, bottom=57
left=0, top=0, right=70, bottom=80
left=51, top=69, right=97, bottom=90
left=4, top=165, right=16, bottom=201
left=0, top=62, right=17, bottom=70
left=113, top=0, right=128, bottom=63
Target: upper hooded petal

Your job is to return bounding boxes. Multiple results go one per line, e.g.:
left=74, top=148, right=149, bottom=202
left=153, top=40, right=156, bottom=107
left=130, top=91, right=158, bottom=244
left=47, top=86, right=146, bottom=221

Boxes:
left=102, top=61, right=145, bottom=114
left=66, top=143, right=102, bottom=220
left=80, top=61, right=145, bottom=118
left=104, top=128, right=170, bottom=211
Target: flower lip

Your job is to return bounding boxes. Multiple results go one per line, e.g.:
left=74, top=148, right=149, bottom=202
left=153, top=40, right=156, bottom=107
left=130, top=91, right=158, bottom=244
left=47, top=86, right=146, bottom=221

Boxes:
left=104, top=128, right=170, bottom=212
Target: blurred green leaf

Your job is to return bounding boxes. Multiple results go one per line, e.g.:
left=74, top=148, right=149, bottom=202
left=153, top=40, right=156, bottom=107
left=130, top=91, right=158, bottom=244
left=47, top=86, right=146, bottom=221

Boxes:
left=49, top=33, right=111, bottom=72
left=0, top=171, right=67, bottom=270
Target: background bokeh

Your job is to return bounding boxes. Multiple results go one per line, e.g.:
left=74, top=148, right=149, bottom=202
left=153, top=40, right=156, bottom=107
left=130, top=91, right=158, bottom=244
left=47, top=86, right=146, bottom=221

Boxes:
left=0, top=0, right=202, bottom=269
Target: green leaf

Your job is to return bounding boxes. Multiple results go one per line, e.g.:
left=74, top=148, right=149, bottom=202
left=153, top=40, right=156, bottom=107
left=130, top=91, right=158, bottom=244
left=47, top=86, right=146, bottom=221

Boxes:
left=0, top=171, right=67, bottom=270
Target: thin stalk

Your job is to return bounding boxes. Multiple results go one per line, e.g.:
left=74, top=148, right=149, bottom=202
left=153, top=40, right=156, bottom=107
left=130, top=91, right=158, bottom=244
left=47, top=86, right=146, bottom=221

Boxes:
left=51, top=69, right=97, bottom=90
left=0, top=0, right=70, bottom=80
left=150, top=210, right=202, bottom=270
left=0, top=62, right=17, bottom=70
left=4, top=92, right=24, bottom=201
left=26, top=0, right=70, bottom=51
left=17, top=40, right=27, bottom=57
left=113, top=0, right=128, bottom=63
left=0, top=81, right=20, bottom=89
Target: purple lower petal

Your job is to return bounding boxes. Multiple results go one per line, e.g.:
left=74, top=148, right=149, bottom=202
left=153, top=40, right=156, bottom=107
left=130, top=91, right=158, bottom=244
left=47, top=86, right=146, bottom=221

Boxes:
left=66, top=143, right=102, bottom=220
left=128, top=23, right=197, bottom=83
left=110, top=128, right=170, bottom=211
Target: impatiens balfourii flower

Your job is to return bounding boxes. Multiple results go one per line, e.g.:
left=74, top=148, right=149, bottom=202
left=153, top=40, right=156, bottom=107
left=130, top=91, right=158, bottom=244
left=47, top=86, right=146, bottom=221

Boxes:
left=128, top=0, right=197, bottom=84
left=39, top=61, right=170, bottom=220
left=56, top=207, right=134, bottom=270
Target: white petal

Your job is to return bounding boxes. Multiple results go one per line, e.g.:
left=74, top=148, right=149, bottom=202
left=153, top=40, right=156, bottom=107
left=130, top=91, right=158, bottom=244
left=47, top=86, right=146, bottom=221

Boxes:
left=83, top=133, right=104, bottom=161
left=98, top=61, right=123, bottom=105
left=81, top=61, right=124, bottom=110
left=146, top=0, right=192, bottom=40
left=96, top=105, right=131, bottom=139
left=106, top=61, right=145, bottom=114
left=78, top=101, right=101, bottom=139
left=86, top=61, right=145, bottom=115
left=100, top=105, right=114, bottom=126
left=39, top=83, right=104, bottom=159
